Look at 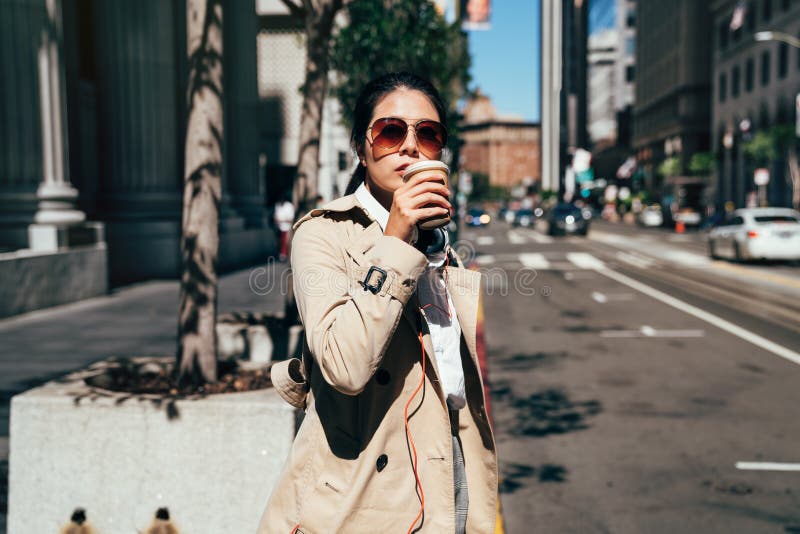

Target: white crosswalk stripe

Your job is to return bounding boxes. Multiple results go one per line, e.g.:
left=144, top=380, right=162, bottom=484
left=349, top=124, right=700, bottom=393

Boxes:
left=471, top=252, right=607, bottom=271
left=566, top=252, right=605, bottom=270
left=507, top=231, right=526, bottom=244
left=518, top=253, right=550, bottom=270
left=529, top=232, right=554, bottom=244
left=476, top=236, right=495, bottom=245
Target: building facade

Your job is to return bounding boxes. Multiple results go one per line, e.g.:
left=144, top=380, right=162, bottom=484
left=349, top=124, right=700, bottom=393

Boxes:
left=711, top=0, right=800, bottom=210
left=0, top=0, right=352, bottom=317
left=255, top=0, right=352, bottom=201
left=588, top=28, right=619, bottom=145
left=540, top=0, right=589, bottom=193
left=632, top=0, right=712, bottom=195
left=460, top=93, right=541, bottom=188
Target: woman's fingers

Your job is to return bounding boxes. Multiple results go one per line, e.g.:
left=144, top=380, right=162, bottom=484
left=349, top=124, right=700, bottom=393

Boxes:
left=406, top=191, right=451, bottom=210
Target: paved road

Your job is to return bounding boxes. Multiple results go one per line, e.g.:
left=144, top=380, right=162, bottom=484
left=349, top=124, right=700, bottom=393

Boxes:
left=464, top=219, right=800, bottom=534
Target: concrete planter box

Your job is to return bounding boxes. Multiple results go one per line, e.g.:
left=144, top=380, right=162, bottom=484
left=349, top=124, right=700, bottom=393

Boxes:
left=8, top=359, right=296, bottom=534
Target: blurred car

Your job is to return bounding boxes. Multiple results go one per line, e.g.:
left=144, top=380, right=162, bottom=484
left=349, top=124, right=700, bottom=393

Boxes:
left=465, top=207, right=491, bottom=227
left=512, top=207, right=544, bottom=228
left=708, top=207, right=800, bottom=261
left=546, top=202, right=591, bottom=236
left=672, top=208, right=702, bottom=227
left=637, top=205, right=664, bottom=227
left=498, top=204, right=516, bottom=224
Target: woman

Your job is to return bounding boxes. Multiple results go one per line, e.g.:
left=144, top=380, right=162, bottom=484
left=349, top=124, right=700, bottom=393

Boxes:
left=260, top=72, right=497, bottom=533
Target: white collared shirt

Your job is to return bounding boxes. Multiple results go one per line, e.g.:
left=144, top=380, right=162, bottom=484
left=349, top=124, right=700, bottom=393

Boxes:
left=355, top=183, right=466, bottom=409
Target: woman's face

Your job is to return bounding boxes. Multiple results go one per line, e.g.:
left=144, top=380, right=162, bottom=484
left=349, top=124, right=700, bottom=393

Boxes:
left=360, top=88, right=443, bottom=207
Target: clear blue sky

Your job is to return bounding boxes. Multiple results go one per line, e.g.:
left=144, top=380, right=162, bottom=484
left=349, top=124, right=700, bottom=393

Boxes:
left=466, top=0, right=540, bottom=123
left=467, top=0, right=615, bottom=123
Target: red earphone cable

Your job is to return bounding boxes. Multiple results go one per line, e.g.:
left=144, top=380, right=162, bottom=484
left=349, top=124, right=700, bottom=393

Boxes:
left=404, top=329, right=427, bottom=534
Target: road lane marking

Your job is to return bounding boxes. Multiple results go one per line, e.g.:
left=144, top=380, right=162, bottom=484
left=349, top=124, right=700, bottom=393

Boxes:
left=567, top=252, right=605, bottom=270
left=507, top=231, right=526, bottom=244
left=564, top=271, right=596, bottom=280
left=594, top=267, right=800, bottom=366
left=476, top=236, right=495, bottom=245
left=736, top=462, right=800, bottom=472
left=592, top=292, right=608, bottom=303
left=475, top=255, right=495, bottom=265
left=599, top=326, right=705, bottom=338
left=663, top=250, right=710, bottom=267
left=519, top=253, right=550, bottom=270
left=529, top=231, right=554, bottom=244
left=616, top=251, right=656, bottom=269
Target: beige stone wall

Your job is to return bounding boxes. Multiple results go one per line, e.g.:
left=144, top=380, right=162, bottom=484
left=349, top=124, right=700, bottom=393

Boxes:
left=460, top=123, right=540, bottom=188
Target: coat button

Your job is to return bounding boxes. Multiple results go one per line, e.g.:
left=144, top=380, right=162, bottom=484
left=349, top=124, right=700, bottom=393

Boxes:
left=376, top=454, right=388, bottom=472
left=375, top=368, right=391, bottom=385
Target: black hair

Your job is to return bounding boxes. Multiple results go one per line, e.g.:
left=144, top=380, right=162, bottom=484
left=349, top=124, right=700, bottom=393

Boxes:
left=344, top=72, right=447, bottom=196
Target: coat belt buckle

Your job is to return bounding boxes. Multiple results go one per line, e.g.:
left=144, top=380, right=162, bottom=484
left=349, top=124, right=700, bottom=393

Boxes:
left=362, top=265, right=388, bottom=294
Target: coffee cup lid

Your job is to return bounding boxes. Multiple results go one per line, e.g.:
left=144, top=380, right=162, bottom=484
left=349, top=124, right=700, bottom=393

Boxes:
left=402, top=160, right=449, bottom=179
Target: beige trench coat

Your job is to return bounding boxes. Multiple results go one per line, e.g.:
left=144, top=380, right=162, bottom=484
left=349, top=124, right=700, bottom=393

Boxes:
left=259, top=194, right=498, bottom=533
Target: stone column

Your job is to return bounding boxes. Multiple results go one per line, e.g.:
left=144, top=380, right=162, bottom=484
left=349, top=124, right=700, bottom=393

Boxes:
left=89, top=0, right=185, bottom=282
left=32, top=0, right=85, bottom=227
left=90, top=0, right=188, bottom=219
left=224, top=0, right=268, bottom=227
left=0, top=0, right=85, bottom=250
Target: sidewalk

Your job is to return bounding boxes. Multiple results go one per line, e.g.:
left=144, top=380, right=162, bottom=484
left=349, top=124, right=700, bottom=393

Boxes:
left=0, top=262, right=288, bottom=533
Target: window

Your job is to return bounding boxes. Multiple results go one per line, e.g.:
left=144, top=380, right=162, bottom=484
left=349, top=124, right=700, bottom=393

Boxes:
left=732, top=65, right=741, bottom=97
left=719, top=22, right=729, bottom=50
left=779, top=42, right=788, bottom=78
left=719, top=72, right=728, bottom=102
left=745, top=57, right=754, bottom=91
left=626, top=8, right=635, bottom=27
left=763, top=0, right=772, bottom=20
left=625, top=37, right=635, bottom=55
left=626, top=65, right=635, bottom=82
left=761, top=50, right=771, bottom=85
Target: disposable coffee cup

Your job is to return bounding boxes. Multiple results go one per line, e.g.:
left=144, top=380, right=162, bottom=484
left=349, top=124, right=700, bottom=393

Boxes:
left=402, top=160, right=451, bottom=230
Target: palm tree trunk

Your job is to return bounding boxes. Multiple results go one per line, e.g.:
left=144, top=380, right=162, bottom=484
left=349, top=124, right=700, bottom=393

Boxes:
left=177, top=0, right=224, bottom=386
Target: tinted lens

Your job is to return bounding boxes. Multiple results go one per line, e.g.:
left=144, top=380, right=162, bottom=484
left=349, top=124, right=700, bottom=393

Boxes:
left=415, top=121, right=447, bottom=154
left=372, top=118, right=408, bottom=148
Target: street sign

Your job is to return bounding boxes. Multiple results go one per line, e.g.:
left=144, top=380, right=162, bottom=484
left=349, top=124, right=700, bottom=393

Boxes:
left=754, top=168, right=770, bottom=186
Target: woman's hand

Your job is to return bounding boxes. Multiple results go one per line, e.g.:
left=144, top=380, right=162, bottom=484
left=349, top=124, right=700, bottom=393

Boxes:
left=384, top=174, right=452, bottom=243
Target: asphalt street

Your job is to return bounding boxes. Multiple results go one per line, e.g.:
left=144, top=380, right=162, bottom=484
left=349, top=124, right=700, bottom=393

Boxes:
left=467, top=218, right=800, bottom=533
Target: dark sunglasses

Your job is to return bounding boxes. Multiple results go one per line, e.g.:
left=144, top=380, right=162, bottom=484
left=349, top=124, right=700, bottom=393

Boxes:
left=367, top=117, right=448, bottom=158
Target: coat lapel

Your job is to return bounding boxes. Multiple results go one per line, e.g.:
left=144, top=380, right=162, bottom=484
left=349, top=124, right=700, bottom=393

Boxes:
left=443, top=265, right=482, bottom=367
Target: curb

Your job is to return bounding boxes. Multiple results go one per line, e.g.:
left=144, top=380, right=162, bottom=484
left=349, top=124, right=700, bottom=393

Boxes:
left=470, top=263, right=505, bottom=534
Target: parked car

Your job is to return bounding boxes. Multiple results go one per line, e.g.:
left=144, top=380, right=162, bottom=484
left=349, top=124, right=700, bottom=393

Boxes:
left=498, top=205, right=516, bottom=224
left=465, top=207, right=491, bottom=227
left=546, top=202, right=590, bottom=236
left=708, top=208, right=800, bottom=261
left=512, top=207, right=544, bottom=228
left=672, top=208, right=702, bottom=227
left=637, top=205, right=664, bottom=227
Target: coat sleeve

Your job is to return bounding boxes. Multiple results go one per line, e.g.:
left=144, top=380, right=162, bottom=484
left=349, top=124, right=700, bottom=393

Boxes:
left=291, top=217, right=428, bottom=395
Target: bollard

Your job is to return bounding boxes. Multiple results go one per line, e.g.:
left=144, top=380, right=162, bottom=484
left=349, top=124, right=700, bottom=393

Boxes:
left=675, top=220, right=685, bottom=233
